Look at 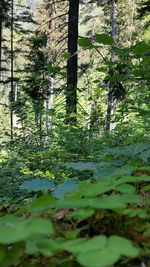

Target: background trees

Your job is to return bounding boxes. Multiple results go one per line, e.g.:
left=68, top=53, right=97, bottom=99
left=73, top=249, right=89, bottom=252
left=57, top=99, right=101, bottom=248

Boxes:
left=0, top=0, right=149, bottom=144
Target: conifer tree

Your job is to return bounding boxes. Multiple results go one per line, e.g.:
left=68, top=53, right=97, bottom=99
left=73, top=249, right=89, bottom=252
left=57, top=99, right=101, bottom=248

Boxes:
left=23, top=30, right=49, bottom=141
left=0, top=0, right=10, bottom=80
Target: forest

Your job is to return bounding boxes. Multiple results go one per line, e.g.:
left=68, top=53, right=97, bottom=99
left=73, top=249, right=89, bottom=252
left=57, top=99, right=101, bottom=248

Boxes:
left=0, top=0, right=150, bottom=266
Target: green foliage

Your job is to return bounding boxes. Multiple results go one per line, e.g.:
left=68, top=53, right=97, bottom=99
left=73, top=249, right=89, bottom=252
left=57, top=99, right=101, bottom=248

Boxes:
left=78, top=37, right=92, bottom=47
left=20, top=178, right=55, bottom=191
left=76, top=236, right=138, bottom=267
left=95, top=33, right=113, bottom=45
left=1, top=1, right=150, bottom=266
left=0, top=138, right=150, bottom=266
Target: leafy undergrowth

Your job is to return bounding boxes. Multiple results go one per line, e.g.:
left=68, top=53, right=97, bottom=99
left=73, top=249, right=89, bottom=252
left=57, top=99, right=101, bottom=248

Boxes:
left=0, top=142, right=150, bottom=267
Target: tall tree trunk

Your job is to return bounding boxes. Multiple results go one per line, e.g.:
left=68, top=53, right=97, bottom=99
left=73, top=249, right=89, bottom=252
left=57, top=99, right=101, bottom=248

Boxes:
left=49, top=77, right=54, bottom=131
left=105, top=0, right=116, bottom=131
left=0, top=2, right=3, bottom=80
left=10, top=0, right=14, bottom=140
left=66, top=0, right=79, bottom=125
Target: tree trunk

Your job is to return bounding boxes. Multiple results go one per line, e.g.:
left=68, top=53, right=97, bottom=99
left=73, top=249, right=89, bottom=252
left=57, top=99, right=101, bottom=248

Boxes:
left=66, top=0, right=79, bottom=125
left=45, top=80, right=53, bottom=135
left=0, top=2, right=3, bottom=80
left=10, top=0, right=14, bottom=140
left=105, top=0, right=116, bottom=131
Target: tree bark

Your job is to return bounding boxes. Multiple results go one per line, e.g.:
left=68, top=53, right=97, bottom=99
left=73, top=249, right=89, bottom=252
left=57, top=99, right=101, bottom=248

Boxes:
left=10, top=0, right=14, bottom=140
left=0, top=2, right=3, bottom=80
left=105, top=0, right=116, bottom=131
left=66, top=0, right=79, bottom=125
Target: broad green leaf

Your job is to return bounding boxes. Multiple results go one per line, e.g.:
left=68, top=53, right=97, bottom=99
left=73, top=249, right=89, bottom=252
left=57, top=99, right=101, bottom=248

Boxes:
left=77, top=248, right=120, bottom=267
left=51, top=195, right=127, bottom=210
left=29, top=195, right=57, bottom=212
left=108, top=236, right=139, bottom=257
left=65, top=230, right=79, bottom=240
left=78, top=37, right=92, bottom=47
left=26, top=219, right=54, bottom=236
left=77, top=181, right=114, bottom=197
left=90, top=194, right=140, bottom=210
left=121, top=208, right=147, bottom=218
left=1, top=244, right=24, bottom=266
left=77, top=236, right=139, bottom=267
left=100, top=143, right=150, bottom=158
left=53, top=197, right=94, bottom=209
left=52, top=180, right=77, bottom=199
left=132, top=42, right=150, bottom=54
left=65, top=162, right=95, bottom=171
left=106, top=194, right=140, bottom=204
left=0, top=220, right=30, bottom=244
left=25, top=240, right=40, bottom=255
left=20, top=178, right=55, bottom=192
left=95, top=33, right=113, bottom=45
left=61, top=51, right=71, bottom=59
left=116, top=184, right=136, bottom=194
left=119, top=175, right=150, bottom=184
left=26, top=239, right=56, bottom=256
left=0, top=216, right=53, bottom=244
left=63, top=236, right=107, bottom=253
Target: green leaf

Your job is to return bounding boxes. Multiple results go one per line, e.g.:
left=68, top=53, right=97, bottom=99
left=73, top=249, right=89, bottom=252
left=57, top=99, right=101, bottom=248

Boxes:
left=0, top=217, right=30, bottom=244
left=78, top=37, right=92, bottom=47
left=77, top=248, right=120, bottom=267
left=26, top=239, right=55, bottom=256
left=20, top=178, right=55, bottom=192
left=77, top=236, right=139, bottom=267
left=0, top=215, right=54, bottom=244
left=68, top=209, right=95, bottom=221
left=25, top=240, right=40, bottom=255
left=108, top=236, right=139, bottom=257
left=108, top=74, right=123, bottom=82
left=47, top=64, right=61, bottom=74
left=65, top=161, right=95, bottom=171
left=77, top=181, right=114, bottom=197
left=116, top=184, right=136, bottom=194
left=95, top=33, right=113, bottom=45
left=63, top=236, right=107, bottom=254
left=132, top=42, right=150, bottom=54
left=1, top=244, right=24, bottom=266
left=96, top=67, right=107, bottom=73
left=140, top=150, right=150, bottom=161
left=121, top=208, right=147, bottom=218
left=26, top=218, right=54, bottom=236
left=61, top=51, right=71, bottom=59
left=133, top=69, right=147, bottom=77
left=101, top=143, right=150, bottom=158
left=141, top=184, right=150, bottom=192
left=64, top=230, right=79, bottom=240
left=29, top=195, right=57, bottom=212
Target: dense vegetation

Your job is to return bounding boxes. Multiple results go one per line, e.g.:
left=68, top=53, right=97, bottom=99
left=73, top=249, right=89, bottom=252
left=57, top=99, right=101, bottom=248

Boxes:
left=0, top=0, right=150, bottom=266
